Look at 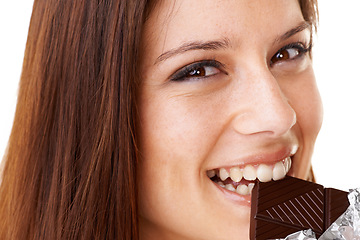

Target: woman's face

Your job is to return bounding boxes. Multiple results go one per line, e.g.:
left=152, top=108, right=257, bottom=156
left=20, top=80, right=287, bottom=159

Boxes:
left=138, top=0, right=322, bottom=239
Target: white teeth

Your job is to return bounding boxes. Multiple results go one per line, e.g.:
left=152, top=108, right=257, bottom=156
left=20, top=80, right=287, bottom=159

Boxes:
left=248, top=183, right=255, bottom=193
left=257, top=164, right=273, bottom=182
left=284, top=157, right=292, bottom=172
left=219, top=168, right=229, bottom=181
left=229, top=167, right=243, bottom=182
left=236, top=184, right=249, bottom=195
left=272, top=161, right=286, bottom=181
left=225, top=184, right=236, bottom=192
left=207, top=169, right=216, bottom=178
left=217, top=181, right=225, bottom=188
left=243, top=165, right=257, bottom=180
left=217, top=183, right=255, bottom=195
left=210, top=157, right=293, bottom=195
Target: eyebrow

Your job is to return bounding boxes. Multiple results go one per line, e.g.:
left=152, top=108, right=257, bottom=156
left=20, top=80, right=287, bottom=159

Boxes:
left=154, top=21, right=311, bottom=65
left=275, top=21, right=311, bottom=43
left=155, top=38, right=231, bottom=65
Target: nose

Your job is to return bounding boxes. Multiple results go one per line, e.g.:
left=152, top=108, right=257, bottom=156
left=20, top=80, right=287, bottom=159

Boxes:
left=232, top=70, right=296, bottom=137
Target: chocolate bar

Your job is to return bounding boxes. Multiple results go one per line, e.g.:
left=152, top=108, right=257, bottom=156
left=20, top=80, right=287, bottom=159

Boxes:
left=250, top=176, right=349, bottom=240
left=324, top=188, right=349, bottom=229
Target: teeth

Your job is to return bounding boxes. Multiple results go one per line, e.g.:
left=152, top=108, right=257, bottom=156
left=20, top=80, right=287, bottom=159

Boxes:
left=248, top=183, right=255, bottom=193
left=210, top=157, right=293, bottom=195
left=223, top=183, right=256, bottom=196
left=219, top=168, right=229, bottom=181
left=257, top=164, right=273, bottom=182
left=284, top=157, right=292, bottom=172
left=207, top=169, right=216, bottom=178
left=243, top=165, right=257, bottom=180
left=236, top=184, right=249, bottom=195
left=225, top=184, right=236, bottom=192
left=216, top=183, right=256, bottom=196
left=272, top=161, right=286, bottom=181
left=229, top=167, right=243, bottom=182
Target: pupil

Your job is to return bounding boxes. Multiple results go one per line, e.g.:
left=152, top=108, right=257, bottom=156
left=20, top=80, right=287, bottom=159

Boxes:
left=277, top=50, right=289, bottom=60
left=189, top=67, right=205, bottom=77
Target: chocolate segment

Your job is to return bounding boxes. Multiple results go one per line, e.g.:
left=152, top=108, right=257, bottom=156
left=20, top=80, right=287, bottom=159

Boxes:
left=250, top=176, right=349, bottom=240
left=324, top=188, right=349, bottom=229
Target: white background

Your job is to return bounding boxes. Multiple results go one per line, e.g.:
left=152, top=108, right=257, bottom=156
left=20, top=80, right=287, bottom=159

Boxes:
left=1, top=1, right=360, bottom=191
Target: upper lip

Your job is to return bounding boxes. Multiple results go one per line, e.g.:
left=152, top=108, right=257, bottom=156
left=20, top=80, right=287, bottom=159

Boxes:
left=208, top=144, right=298, bottom=170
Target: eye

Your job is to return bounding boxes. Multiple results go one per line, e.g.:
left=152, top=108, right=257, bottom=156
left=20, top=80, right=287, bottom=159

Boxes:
left=186, top=66, right=218, bottom=78
left=170, top=60, right=223, bottom=82
left=270, top=42, right=311, bottom=65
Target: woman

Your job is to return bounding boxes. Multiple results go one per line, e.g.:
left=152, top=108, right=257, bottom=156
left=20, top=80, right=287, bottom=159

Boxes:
left=0, top=0, right=320, bottom=239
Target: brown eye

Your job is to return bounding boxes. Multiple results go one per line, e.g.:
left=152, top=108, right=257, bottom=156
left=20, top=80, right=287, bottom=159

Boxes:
left=170, top=60, right=223, bottom=82
left=271, top=48, right=301, bottom=64
left=187, top=67, right=206, bottom=78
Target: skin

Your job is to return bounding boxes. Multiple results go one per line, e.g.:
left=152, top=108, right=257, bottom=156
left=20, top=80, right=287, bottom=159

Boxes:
left=137, top=0, right=323, bottom=239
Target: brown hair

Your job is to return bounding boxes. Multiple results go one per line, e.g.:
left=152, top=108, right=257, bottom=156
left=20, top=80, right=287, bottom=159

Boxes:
left=0, top=0, right=318, bottom=239
left=0, top=0, right=149, bottom=239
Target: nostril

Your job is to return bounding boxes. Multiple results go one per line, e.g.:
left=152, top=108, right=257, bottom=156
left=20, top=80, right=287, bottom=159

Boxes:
left=229, top=72, right=297, bottom=136
left=232, top=101, right=297, bottom=136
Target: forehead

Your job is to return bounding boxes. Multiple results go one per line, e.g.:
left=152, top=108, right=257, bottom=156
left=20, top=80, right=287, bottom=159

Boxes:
left=142, top=0, right=304, bottom=60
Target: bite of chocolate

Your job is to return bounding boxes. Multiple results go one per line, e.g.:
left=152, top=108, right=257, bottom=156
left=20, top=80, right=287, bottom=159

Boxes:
left=250, top=176, right=349, bottom=240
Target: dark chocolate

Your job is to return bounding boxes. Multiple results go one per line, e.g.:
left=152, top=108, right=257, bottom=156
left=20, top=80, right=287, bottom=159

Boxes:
left=250, top=176, right=349, bottom=240
left=324, top=188, right=349, bottom=229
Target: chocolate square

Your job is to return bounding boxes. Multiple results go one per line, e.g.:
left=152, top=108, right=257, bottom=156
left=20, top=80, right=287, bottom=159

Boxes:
left=250, top=176, right=348, bottom=240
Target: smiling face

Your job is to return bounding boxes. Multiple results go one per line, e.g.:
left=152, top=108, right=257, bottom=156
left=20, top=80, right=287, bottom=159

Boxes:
left=137, top=0, right=323, bottom=239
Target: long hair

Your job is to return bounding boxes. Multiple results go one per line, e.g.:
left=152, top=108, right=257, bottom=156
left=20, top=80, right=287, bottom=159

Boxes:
left=0, top=0, right=318, bottom=239
left=0, top=0, right=149, bottom=239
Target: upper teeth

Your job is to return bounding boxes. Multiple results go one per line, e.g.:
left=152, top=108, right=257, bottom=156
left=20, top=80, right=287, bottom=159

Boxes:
left=216, top=157, right=291, bottom=183
left=219, top=168, right=229, bottom=181
left=229, top=167, right=242, bottom=182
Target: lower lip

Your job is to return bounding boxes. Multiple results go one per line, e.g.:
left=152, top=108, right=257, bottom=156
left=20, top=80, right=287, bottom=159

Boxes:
left=211, top=180, right=252, bottom=207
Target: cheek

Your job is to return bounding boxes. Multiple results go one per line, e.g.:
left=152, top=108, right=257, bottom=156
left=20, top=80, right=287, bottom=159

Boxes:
left=279, top=66, right=323, bottom=139
left=136, top=96, right=206, bottom=204
left=138, top=90, right=225, bottom=162
left=289, top=70, right=323, bottom=139
left=281, top=68, right=323, bottom=177
left=136, top=96, right=233, bottom=238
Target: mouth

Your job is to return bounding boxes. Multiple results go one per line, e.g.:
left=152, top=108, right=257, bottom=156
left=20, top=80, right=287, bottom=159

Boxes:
left=206, top=156, right=292, bottom=196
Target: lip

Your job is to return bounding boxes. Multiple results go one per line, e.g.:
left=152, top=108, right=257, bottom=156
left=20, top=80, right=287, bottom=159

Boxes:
left=208, top=167, right=295, bottom=207
left=207, top=145, right=298, bottom=171
left=206, top=144, right=298, bottom=207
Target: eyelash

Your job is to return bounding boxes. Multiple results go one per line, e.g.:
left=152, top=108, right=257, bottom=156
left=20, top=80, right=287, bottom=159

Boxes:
left=169, top=60, right=224, bottom=82
left=169, top=42, right=311, bottom=82
left=270, top=42, right=312, bottom=66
